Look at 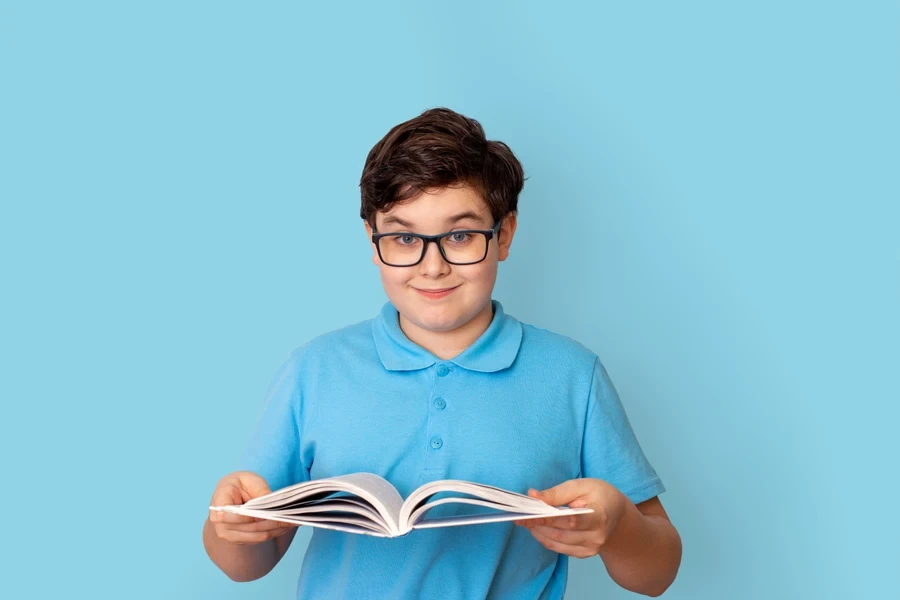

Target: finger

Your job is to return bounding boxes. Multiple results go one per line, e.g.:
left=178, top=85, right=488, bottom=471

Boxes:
left=267, top=527, right=294, bottom=539
left=226, top=518, right=299, bottom=533
left=210, top=510, right=258, bottom=525
left=211, top=484, right=244, bottom=508
left=529, top=527, right=595, bottom=559
left=515, top=514, right=575, bottom=528
left=214, top=525, right=284, bottom=545
left=236, top=472, right=273, bottom=501
left=527, top=513, right=594, bottom=531
left=528, top=479, right=592, bottom=507
left=530, top=524, right=591, bottom=546
left=215, top=522, right=295, bottom=543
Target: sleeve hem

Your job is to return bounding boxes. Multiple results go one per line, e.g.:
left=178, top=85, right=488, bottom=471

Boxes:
left=622, top=477, right=666, bottom=505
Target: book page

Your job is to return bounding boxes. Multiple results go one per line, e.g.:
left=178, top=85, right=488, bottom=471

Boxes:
left=222, top=507, right=391, bottom=537
left=275, top=499, right=391, bottom=532
left=405, top=480, right=551, bottom=509
left=214, top=473, right=406, bottom=536
left=243, top=486, right=351, bottom=510
left=411, top=507, right=594, bottom=531
left=406, top=496, right=583, bottom=526
left=399, top=480, right=556, bottom=529
left=271, top=513, right=388, bottom=535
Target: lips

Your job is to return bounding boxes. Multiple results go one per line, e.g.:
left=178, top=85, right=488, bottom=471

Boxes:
left=413, top=285, right=460, bottom=299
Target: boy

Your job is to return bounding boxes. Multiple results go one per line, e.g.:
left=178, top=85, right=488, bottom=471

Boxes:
left=203, top=108, right=682, bottom=598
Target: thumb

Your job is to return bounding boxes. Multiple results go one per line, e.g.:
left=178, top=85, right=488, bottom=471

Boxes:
left=236, top=471, right=273, bottom=502
left=528, top=479, right=587, bottom=507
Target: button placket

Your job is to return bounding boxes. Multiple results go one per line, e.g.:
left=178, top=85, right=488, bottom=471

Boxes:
left=423, top=362, right=452, bottom=471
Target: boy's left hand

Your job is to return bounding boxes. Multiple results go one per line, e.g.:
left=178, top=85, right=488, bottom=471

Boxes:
left=514, top=478, right=629, bottom=558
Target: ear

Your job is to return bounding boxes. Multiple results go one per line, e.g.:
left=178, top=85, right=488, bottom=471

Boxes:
left=364, top=220, right=379, bottom=266
left=497, top=213, right=518, bottom=262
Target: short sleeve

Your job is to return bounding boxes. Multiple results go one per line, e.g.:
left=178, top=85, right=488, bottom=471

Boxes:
left=581, top=357, right=666, bottom=505
left=236, top=350, right=310, bottom=492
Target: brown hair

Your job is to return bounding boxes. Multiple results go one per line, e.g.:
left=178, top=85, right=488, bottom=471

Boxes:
left=359, top=107, right=525, bottom=227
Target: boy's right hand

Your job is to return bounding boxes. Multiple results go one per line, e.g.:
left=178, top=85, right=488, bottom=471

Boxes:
left=208, top=471, right=298, bottom=545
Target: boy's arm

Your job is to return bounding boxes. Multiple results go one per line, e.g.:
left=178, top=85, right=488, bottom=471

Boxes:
left=203, top=517, right=297, bottom=582
left=204, top=349, right=308, bottom=581
left=203, top=471, right=299, bottom=582
left=555, top=356, right=680, bottom=595
left=520, top=482, right=681, bottom=597
left=597, top=495, right=682, bottom=597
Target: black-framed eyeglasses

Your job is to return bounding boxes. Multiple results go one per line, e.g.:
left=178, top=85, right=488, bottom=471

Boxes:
left=371, top=220, right=502, bottom=267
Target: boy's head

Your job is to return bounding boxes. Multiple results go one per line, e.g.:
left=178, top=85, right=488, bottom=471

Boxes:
left=360, top=108, right=524, bottom=336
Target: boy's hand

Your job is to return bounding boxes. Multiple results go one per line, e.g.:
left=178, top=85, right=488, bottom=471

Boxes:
left=208, top=471, right=298, bottom=545
left=514, top=478, right=628, bottom=559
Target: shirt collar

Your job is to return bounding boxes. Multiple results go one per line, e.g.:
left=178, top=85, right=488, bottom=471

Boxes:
left=372, top=300, right=523, bottom=373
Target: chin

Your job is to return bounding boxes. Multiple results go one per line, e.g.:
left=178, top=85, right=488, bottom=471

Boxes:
left=399, top=299, right=470, bottom=333
left=411, top=310, right=466, bottom=333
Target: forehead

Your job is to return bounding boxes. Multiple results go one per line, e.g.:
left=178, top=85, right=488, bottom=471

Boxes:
left=376, top=185, right=491, bottom=229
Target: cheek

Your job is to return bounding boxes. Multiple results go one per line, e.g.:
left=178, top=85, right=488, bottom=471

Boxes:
left=464, top=260, right=497, bottom=283
left=458, top=261, right=498, bottom=286
left=377, top=263, right=410, bottom=288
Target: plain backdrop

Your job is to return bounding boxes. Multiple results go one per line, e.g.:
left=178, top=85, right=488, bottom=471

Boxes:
left=1, top=1, right=897, bottom=598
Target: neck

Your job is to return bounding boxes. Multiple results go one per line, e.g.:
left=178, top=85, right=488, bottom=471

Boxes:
left=399, top=301, right=495, bottom=360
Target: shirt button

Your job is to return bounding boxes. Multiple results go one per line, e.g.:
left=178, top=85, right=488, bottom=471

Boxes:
left=436, top=365, right=450, bottom=377
left=433, top=397, right=446, bottom=410
left=430, top=436, right=443, bottom=449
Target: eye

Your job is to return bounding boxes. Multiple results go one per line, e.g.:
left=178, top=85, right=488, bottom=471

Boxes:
left=448, top=232, right=470, bottom=243
left=396, top=235, right=418, bottom=245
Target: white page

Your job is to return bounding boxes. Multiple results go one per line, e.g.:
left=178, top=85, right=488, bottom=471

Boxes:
left=245, top=484, right=356, bottom=510
left=244, top=473, right=382, bottom=508
left=218, top=473, right=406, bottom=536
left=405, top=497, right=557, bottom=530
left=277, top=500, right=390, bottom=531
left=280, top=496, right=380, bottom=513
left=243, top=480, right=322, bottom=505
left=412, top=507, right=594, bottom=530
left=272, top=513, right=388, bottom=534
left=241, top=474, right=396, bottom=506
left=223, top=507, right=391, bottom=537
left=405, top=480, right=551, bottom=510
left=399, top=480, right=552, bottom=527
left=411, top=479, right=537, bottom=499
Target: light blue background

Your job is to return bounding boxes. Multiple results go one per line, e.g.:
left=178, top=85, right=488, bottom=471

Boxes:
left=2, top=1, right=897, bottom=598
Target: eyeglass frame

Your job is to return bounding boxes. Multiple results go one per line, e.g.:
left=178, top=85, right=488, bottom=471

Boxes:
left=371, top=219, right=503, bottom=267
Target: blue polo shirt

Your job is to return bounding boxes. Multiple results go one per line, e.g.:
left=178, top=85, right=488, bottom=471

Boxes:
left=237, top=300, right=665, bottom=599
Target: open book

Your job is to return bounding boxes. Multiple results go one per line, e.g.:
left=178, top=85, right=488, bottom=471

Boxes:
left=209, top=473, right=593, bottom=538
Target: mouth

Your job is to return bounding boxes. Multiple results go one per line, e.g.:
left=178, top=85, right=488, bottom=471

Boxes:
left=413, top=285, right=461, bottom=299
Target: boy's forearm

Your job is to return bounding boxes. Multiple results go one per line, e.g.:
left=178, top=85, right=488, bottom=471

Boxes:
left=203, top=518, right=279, bottom=582
left=598, top=500, right=682, bottom=597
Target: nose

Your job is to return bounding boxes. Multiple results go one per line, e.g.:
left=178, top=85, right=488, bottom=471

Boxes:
left=418, top=239, right=450, bottom=278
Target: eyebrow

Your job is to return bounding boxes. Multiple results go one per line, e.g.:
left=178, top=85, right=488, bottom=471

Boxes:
left=380, top=215, right=414, bottom=229
left=380, top=211, right=488, bottom=230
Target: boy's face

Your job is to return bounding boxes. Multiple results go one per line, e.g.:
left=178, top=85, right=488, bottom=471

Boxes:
left=365, top=185, right=516, bottom=335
